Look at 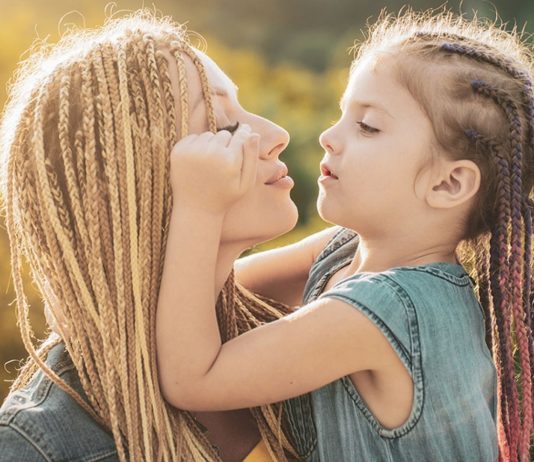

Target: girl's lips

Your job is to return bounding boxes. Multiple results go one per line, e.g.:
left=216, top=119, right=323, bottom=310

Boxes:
left=320, top=162, right=339, bottom=179
left=318, top=175, right=337, bottom=184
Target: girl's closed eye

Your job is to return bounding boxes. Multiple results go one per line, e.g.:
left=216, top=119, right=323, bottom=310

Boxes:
left=216, top=121, right=240, bottom=133
left=356, top=121, right=379, bottom=134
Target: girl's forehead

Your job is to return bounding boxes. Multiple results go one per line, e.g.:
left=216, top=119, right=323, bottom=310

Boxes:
left=341, top=57, right=384, bottom=106
left=341, top=56, right=429, bottom=124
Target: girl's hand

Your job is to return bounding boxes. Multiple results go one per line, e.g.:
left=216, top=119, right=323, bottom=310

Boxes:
left=169, top=124, right=259, bottom=215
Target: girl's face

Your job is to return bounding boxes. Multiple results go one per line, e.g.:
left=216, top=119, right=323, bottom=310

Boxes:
left=168, top=50, right=298, bottom=248
left=317, top=55, right=436, bottom=237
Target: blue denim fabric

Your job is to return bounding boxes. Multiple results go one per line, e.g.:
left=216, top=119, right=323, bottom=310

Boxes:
left=285, top=227, right=498, bottom=461
left=0, top=343, right=118, bottom=461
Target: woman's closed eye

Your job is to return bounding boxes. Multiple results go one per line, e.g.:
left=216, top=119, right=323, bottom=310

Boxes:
left=356, top=121, right=379, bottom=134
left=216, top=121, right=240, bottom=133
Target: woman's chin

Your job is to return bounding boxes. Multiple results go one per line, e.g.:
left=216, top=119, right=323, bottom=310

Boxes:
left=253, top=204, right=299, bottom=244
left=222, top=202, right=299, bottom=248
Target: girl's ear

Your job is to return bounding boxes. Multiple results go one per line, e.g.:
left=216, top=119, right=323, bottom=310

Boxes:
left=423, top=159, right=481, bottom=209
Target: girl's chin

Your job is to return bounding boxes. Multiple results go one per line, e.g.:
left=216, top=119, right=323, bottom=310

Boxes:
left=316, top=202, right=342, bottom=227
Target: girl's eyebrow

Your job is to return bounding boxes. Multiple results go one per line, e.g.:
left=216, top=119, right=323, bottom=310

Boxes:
left=339, top=96, right=395, bottom=119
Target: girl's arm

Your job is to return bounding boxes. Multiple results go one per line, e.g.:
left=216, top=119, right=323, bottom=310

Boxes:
left=234, top=226, right=340, bottom=307
left=157, top=126, right=393, bottom=410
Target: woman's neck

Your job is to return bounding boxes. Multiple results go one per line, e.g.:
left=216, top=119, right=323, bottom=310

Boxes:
left=214, top=243, right=246, bottom=297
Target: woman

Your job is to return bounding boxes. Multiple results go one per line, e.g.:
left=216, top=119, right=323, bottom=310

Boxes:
left=0, top=10, right=327, bottom=461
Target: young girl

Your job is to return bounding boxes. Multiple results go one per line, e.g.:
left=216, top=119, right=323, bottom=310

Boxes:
left=157, top=10, right=533, bottom=462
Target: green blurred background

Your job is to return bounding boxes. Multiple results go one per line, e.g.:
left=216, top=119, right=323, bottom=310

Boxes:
left=0, top=0, right=532, bottom=401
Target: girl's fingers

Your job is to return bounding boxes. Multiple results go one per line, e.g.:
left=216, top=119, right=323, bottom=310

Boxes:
left=197, top=131, right=215, bottom=143
left=241, top=133, right=260, bottom=191
left=211, top=129, right=233, bottom=148
left=228, top=123, right=252, bottom=153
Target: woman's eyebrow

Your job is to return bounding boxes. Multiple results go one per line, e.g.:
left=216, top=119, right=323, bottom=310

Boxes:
left=191, top=86, right=237, bottom=114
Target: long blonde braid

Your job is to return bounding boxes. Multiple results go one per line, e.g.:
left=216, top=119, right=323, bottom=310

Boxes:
left=0, top=10, right=298, bottom=461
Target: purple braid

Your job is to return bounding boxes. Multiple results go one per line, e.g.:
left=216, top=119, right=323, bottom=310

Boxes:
left=407, top=35, right=534, bottom=149
left=441, top=42, right=534, bottom=149
left=475, top=237, right=493, bottom=352
left=524, top=199, right=533, bottom=390
left=469, top=81, right=533, bottom=457
left=466, top=129, right=516, bottom=456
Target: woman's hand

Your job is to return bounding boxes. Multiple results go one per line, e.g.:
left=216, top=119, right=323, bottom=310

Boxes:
left=169, top=123, right=259, bottom=215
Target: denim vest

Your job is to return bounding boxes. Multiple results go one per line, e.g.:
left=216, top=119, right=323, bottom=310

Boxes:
left=285, top=227, right=498, bottom=462
left=0, top=343, right=118, bottom=461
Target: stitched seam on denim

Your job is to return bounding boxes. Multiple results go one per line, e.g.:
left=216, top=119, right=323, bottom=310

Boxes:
left=379, top=276, right=425, bottom=438
left=6, top=413, right=117, bottom=462
left=303, top=229, right=358, bottom=304
left=314, top=227, right=352, bottom=263
left=323, top=294, right=412, bottom=370
left=324, top=281, right=424, bottom=439
left=403, top=267, right=470, bottom=286
left=302, top=395, right=318, bottom=459
left=83, top=448, right=118, bottom=462
left=285, top=395, right=318, bottom=459
left=307, top=257, right=354, bottom=303
left=0, top=362, right=78, bottom=426
left=5, top=422, right=52, bottom=462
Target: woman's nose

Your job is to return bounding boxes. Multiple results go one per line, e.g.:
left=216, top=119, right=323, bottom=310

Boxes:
left=257, top=120, right=290, bottom=160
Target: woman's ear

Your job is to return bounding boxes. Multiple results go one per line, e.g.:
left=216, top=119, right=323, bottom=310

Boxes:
left=423, top=159, right=481, bottom=209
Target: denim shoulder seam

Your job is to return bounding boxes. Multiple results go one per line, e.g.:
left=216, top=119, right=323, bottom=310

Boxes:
left=401, top=266, right=471, bottom=286
left=324, top=275, right=425, bottom=439
left=314, top=227, right=357, bottom=265
left=2, top=422, right=52, bottom=462
left=379, top=274, right=425, bottom=438
left=323, top=293, right=412, bottom=370
left=0, top=363, right=77, bottom=425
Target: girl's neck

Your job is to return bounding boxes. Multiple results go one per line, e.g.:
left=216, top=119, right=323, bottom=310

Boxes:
left=347, top=234, right=459, bottom=275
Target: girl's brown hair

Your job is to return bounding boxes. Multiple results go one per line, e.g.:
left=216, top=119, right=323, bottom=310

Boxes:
left=0, top=10, right=297, bottom=461
left=352, top=9, right=534, bottom=461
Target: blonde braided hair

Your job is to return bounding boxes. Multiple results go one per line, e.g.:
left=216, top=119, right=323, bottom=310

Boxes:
left=0, top=10, right=298, bottom=461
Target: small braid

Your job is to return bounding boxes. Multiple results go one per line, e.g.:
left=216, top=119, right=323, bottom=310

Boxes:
left=0, top=11, right=298, bottom=461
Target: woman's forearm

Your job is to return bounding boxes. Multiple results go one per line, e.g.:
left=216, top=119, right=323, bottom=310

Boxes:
left=156, top=203, right=224, bottom=402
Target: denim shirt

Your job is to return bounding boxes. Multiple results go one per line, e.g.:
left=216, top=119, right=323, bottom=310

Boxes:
left=285, top=227, right=498, bottom=462
left=0, top=342, right=118, bottom=461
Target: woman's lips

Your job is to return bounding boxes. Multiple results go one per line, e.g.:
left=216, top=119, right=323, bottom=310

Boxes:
left=267, top=175, right=294, bottom=188
left=265, top=163, right=295, bottom=188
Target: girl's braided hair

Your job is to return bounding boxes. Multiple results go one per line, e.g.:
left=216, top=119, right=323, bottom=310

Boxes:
left=0, top=10, right=298, bottom=461
left=353, top=9, right=534, bottom=461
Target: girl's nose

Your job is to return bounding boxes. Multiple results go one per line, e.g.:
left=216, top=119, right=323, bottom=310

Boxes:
left=319, top=127, right=337, bottom=154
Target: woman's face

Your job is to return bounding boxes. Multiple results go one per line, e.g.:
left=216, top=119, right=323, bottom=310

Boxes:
left=166, top=49, right=298, bottom=248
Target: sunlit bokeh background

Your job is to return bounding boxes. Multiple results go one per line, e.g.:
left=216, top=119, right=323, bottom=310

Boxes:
left=1, top=0, right=532, bottom=401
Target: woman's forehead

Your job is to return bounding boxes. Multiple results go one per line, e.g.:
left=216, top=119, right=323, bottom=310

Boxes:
left=195, top=49, right=238, bottom=96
